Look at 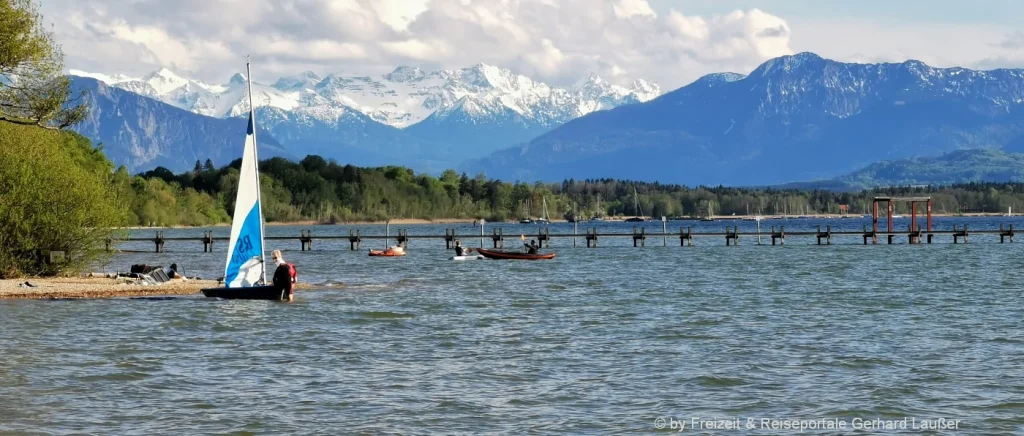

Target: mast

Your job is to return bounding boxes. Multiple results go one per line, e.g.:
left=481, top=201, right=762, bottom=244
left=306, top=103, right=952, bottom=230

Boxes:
left=634, top=186, right=642, bottom=217
left=246, top=59, right=267, bottom=284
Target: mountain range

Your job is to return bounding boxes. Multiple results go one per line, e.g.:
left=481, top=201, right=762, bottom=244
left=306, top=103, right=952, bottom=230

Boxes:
left=68, top=53, right=1024, bottom=187
left=465, top=52, right=1024, bottom=186
left=70, top=64, right=659, bottom=172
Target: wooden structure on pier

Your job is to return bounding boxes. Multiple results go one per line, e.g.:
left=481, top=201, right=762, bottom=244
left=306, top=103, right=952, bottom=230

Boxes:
left=872, top=196, right=933, bottom=244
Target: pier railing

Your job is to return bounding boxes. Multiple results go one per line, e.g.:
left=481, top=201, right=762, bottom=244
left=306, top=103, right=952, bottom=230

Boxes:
left=113, top=224, right=1016, bottom=252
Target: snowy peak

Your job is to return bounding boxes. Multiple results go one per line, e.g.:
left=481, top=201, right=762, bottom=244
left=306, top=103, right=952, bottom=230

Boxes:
left=142, top=68, right=191, bottom=94
left=272, top=71, right=321, bottom=91
left=384, top=66, right=425, bottom=82
left=229, top=73, right=247, bottom=86
left=69, top=63, right=662, bottom=129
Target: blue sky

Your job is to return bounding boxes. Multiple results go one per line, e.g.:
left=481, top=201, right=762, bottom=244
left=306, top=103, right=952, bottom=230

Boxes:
left=44, top=0, right=1024, bottom=90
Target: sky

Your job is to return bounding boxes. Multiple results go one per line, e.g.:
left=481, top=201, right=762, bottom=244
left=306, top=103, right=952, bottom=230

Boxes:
left=41, top=0, right=1024, bottom=91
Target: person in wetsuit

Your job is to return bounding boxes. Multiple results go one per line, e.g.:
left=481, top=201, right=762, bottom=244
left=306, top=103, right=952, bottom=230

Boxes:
left=271, top=249, right=295, bottom=301
left=454, top=240, right=473, bottom=256
left=524, top=239, right=539, bottom=254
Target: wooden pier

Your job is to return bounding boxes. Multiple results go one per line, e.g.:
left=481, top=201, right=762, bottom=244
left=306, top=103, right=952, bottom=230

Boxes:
left=114, top=223, right=1017, bottom=252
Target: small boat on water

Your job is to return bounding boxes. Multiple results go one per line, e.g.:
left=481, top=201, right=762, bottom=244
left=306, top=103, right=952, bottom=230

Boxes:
left=476, top=247, right=556, bottom=260
left=369, top=246, right=406, bottom=257
left=201, top=61, right=287, bottom=301
left=450, top=255, right=484, bottom=261
left=625, top=185, right=650, bottom=222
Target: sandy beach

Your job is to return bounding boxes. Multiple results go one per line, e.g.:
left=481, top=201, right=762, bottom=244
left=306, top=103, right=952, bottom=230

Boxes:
left=0, top=276, right=329, bottom=300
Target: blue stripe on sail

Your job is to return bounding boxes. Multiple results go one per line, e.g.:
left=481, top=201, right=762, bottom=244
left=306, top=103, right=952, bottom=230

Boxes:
left=225, top=201, right=264, bottom=286
left=247, top=112, right=254, bottom=135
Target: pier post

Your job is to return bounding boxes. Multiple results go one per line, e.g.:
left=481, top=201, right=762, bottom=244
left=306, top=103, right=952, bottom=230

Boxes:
left=155, top=231, right=165, bottom=253
left=726, top=226, right=738, bottom=246
left=491, top=228, right=504, bottom=248
left=444, top=229, right=456, bottom=249
left=384, top=220, right=390, bottom=249
left=538, top=227, right=550, bottom=248
left=662, top=216, right=667, bottom=247
left=480, top=220, right=485, bottom=248
left=680, top=226, right=693, bottom=247
left=632, top=227, right=646, bottom=247
left=953, top=225, right=969, bottom=244
left=300, top=230, right=312, bottom=251
left=756, top=219, right=762, bottom=245
left=573, top=219, right=577, bottom=248
left=348, top=230, right=361, bottom=250
left=203, top=231, right=215, bottom=252
left=586, top=228, right=598, bottom=248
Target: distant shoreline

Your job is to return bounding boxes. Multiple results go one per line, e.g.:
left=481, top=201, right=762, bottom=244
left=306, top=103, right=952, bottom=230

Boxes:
left=120, top=212, right=1017, bottom=229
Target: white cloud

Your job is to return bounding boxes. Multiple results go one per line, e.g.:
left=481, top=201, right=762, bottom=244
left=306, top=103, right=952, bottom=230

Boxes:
left=49, top=0, right=1023, bottom=91
left=612, top=0, right=657, bottom=19
left=41, top=0, right=803, bottom=89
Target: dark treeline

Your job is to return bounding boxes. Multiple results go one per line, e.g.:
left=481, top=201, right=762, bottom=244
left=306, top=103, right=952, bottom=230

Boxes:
left=129, top=155, right=1024, bottom=226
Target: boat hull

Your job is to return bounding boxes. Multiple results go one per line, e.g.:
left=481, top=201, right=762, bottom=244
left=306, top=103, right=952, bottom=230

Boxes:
left=369, top=250, right=406, bottom=257
left=450, top=255, right=484, bottom=261
left=201, top=285, right=286, bottom=300
left=476, top=248, right=555, bottom=260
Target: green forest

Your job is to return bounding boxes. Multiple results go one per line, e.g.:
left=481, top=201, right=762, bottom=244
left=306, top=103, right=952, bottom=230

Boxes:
left=127, top=155, right=1024, bottom=227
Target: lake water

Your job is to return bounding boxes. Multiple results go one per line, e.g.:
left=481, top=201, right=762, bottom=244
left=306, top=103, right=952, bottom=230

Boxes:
left=2, top=217, right=1023, bottom=433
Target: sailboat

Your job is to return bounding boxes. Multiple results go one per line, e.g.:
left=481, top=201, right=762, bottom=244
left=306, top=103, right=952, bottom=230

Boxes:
left=701, top=201, right=715, bottom=221
left=624, top=186, right=648, bottom=222
left=536, top=197, right=550, bottom=224
left=519, top=198, right=533, bottom=224
left=201, top=61, right=284, bottom=301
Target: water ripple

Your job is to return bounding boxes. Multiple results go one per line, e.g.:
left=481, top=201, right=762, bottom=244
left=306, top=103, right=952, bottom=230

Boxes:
left=2, top=224, right=1023, bottom=433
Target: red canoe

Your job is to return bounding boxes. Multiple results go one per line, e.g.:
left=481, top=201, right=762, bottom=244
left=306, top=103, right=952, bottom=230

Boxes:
left=476, top=247, right=555, bottom=260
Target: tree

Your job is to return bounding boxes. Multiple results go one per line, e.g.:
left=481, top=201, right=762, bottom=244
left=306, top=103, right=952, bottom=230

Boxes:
left=0, top=0, right=87, bottom=129
left=0, top=124, right=126, bottom=277
left=203, top=158, right=215, bottom=172
left=193, top=160, right=202, bottom=173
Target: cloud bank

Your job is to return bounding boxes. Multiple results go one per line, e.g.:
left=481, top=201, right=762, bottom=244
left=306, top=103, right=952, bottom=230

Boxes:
left=44, top=0, right=793, bottom=89
left=42, top=0, right=1024, bottom=90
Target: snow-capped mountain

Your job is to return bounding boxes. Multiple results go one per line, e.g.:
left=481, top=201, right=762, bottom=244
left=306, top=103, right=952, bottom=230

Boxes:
left=69, top=64, right=660, bottom=130
left=466, top=52, right=1024, bottom=185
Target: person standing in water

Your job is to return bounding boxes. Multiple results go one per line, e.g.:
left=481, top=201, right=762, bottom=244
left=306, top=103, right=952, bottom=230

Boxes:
left=271, top=249, right=296, bottom=302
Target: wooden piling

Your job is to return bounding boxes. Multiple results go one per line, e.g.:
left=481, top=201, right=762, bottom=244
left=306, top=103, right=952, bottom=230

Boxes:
left=348, top=229, right=361, bottom=250
left=300, top=230, right=312, bottom=251
left=444, top=229, right=456, bottom=249
left=491, top=228, right=505, bottom=248
left=155, top=231, right=165, bottom=253
left=586, top=228, right=598, bottom=248
left=203, top=231, right=215, bottom=252
left=538, top=227, right=550, bottom=248
left=632, top=227, right=645, bottom=247
left=726, top=226, right=739, bottom=246
left=680, top=226, right=693, bottom=247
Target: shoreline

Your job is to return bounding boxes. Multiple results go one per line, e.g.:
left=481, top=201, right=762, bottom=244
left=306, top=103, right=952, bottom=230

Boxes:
left=120, top=213, right=1018, bottom=229
left=0, top=276, right=334, bottom=300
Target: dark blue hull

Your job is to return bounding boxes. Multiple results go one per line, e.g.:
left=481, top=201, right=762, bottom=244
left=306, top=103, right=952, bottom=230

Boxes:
left=201, top=285, right=286, bottom=300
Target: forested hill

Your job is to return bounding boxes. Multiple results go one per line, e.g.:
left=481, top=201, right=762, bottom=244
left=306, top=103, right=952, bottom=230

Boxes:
left=127, top=155, right=1024, bottom=226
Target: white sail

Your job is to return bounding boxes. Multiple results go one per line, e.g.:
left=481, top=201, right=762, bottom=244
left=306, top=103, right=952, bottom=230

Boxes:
left=223, top=63, right=266, bottom=287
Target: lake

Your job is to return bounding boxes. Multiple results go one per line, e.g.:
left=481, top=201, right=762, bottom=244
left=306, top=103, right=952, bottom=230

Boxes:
left=1, top=217, right=1022, bottom=433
